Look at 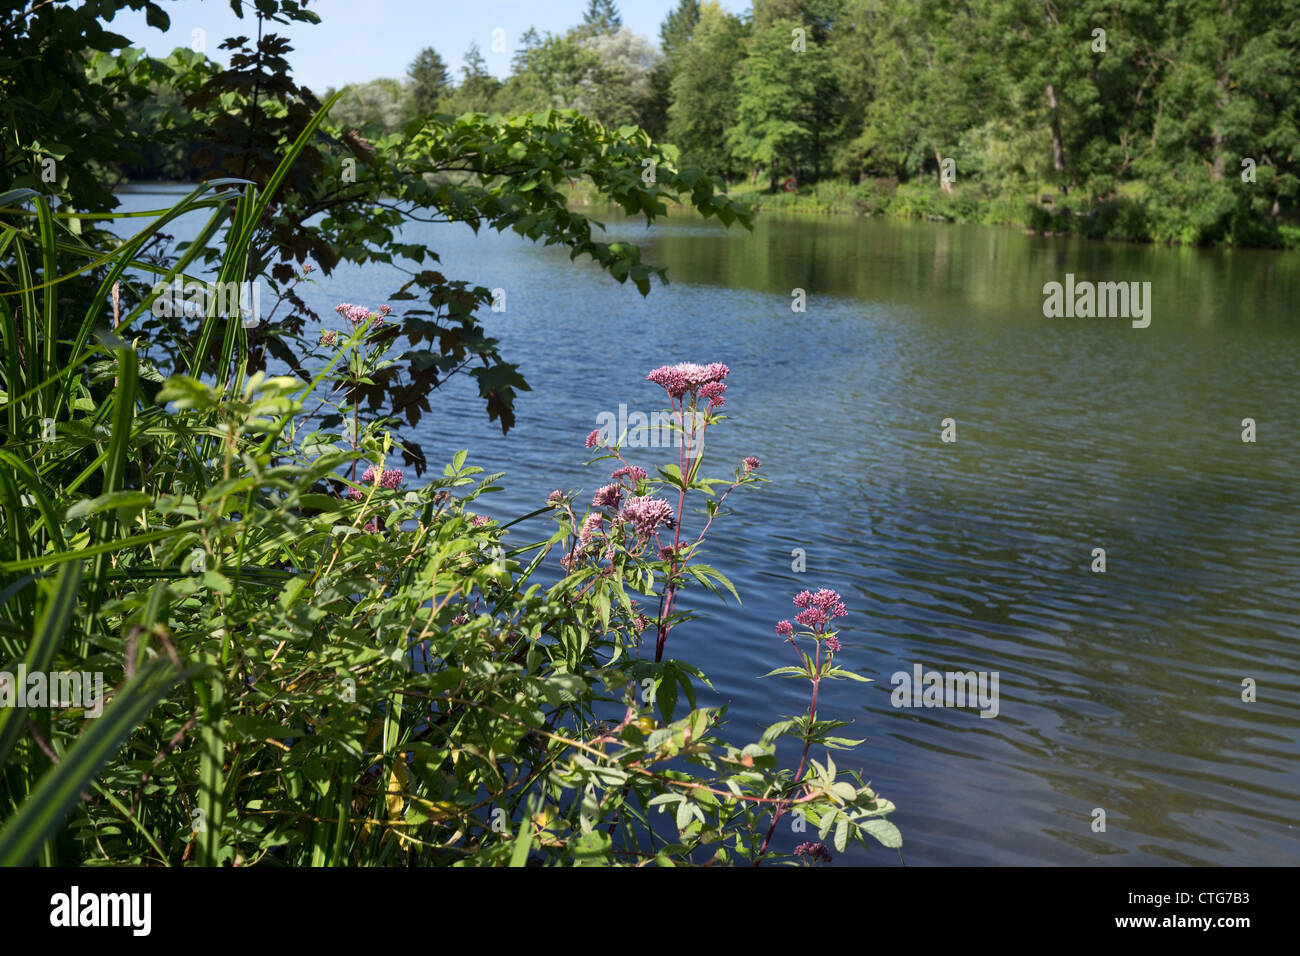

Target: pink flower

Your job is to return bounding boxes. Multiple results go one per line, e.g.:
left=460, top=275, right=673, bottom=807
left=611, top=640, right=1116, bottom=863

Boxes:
left=451, top=613, right=470, bottom=626
left=592, top=483, right=622, bottom=509
left=334, top=303, right=383, bottom=326
left=579, top=513, right=604, bottom=546
left=547, top=490, right=565, bottom=507
left=363, top=519, right=380, bottom=534
left=776, top=620, right=793, bottom=637
left=793, top=589, right=846, bottom=619
left=794, top=842, right=832, bottom=864
left=634, top=613, right=651, bottom=632
left=659, top=546, right=675, bottom=561
left=645, top=362, right=730, bottom=399
left=795, top=606, right=826, bottom=628
left=470, top=514, right=490, bottom=527
left=378, top=304, right=392, bottom=316
left=824, top=635, right=841, bottom=652
left=699, top=382, right=726, bottom=406
left=348, top=466, right=402, bottom=500
left=620, top=496, right=675, bottom=537
left=303, top=263, right=314, bottom=273
left=743, top=457, right=760, bottom=473
left=319, top=329, right=337, bottom=347
left=585, top=429, right=601, bottom=448
left=360, top=466, right=403, bottom=489
left=611, top=464, right=647, bottom=484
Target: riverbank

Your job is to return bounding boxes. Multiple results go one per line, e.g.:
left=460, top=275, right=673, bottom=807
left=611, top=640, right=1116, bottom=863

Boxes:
left=567, top=177, right=1300, bottom=250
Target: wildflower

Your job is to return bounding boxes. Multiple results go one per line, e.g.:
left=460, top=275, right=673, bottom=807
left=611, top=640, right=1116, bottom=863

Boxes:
left=303, top=263, right=314, bottom=273
left=793, top=842, right=833, bottom=864
left=634, top=613, right=651, bottom=632
left=585, top=429, right=601, bottom=448
left=451, top=613, right=470, bottom=626
left=699, top=381, right=726, bottom=406
left=579, top=513, right=604, bottom=546
left=795, top=606, right=826, bottom=628
left=645, top=362, right=730, bottom=399
left=743, top=456, right=760, bottom=473
left=378, top=304, right=392, bottom=316
left=793, top=588, right=847, bottom=620
left=360, top=466, right=403, bottom=489
left=611, top=464, right=647, bottom=484
left=470, top=514, right=490, bottom=528
left=659, top=546, right=675, bottom=561
left=363, top=519, right=380, bottom=534
left=620, top=496, right=675, bottom=537
left=335, top=303, right=379, bottom=326
left=776, top=620, right=793, bottom=637
left=824, top=635, right=841, bottom=652
left=592, top=483, right=623, bottom=509
left=547, top=489, right=565, bottom=507
left=319, top=329, right=337, bottom=347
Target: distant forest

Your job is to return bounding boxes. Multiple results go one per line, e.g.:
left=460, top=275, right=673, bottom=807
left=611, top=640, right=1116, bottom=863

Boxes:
left=88, top=0, right=1300, bottom=246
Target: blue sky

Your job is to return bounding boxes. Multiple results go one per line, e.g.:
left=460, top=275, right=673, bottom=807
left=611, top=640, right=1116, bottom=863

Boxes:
left=108, top=0, right=750, bottom=92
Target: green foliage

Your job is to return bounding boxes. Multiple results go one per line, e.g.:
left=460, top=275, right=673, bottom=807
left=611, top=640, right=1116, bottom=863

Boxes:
left=408, top=47, right=451, bottom=118
left=667, top=6, right=748, bottom=183
left=0, top=173, right=896, bottom=866
left=728, top=18, right=838, bottom=187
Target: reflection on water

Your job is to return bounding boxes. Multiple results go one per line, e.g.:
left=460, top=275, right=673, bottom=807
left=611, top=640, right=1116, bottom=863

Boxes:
left=113, top=188, right=1300, bottom=865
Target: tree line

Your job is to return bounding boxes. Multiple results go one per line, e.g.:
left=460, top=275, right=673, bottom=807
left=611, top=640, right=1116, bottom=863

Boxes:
left=14, top=0, right=1300, bottom=246
left=314, top=0, right=1300, bottom=245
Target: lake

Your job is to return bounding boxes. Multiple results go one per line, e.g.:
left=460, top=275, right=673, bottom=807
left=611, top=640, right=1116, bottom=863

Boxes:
left=113, top=185, right=1300, bottom=865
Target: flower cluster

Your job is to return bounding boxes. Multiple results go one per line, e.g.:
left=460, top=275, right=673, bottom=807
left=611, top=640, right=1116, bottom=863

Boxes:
left=611, top=464, right=647, bottom=484
left=645, top=362, right=730, bottom=400
left=743, top=457, right=760, bottom=473
left=698, top=381, right=726, bottom=407
left=334, top=303, right=391, bottom=326
left=793, top=842, right=833, bottom=864
left=592, top=483, right=623, bottom=509
left=776, top=589, right=847, bottom=637
left=347, top=466, right=403, bottom=500
left=547, top=489, right=566, bottom=507
left=620, top=495, right=675, bottom=537
left=585, top=429, right=601, bottom=449
left=579, top=513, right=604, bottom=546
left=794, top=589, right=848, bottom=629
left=318, top=329, right=337, bottom=347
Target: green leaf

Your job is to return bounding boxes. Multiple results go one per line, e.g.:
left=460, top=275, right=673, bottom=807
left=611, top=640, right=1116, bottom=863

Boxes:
left=0, top=655, right=182, bottom=866
left=834, top=813, right=850, bottom=853
left=0, top=562, right=81, bottom=769
left=761, top=666, right=808, bottom=679
left=861, top=818, right=903, bottom=849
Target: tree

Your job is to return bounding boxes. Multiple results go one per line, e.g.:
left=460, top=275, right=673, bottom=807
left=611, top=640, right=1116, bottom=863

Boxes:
left=496, top=31, right=599, bottom=114
left=666, top=5, right=747, bottom=181
left=408, top=46, right=450, bottom=117
left=727, top=17, right=836, bottom=188
left=659, top=0, right=701, bottom=60
left=580, top=0, right=622, bottom=36
left=580, top=27, right=660, bottom=128
left=444, top=42, right=500, bottom=114
left=328, top=79, right=410, bottom=134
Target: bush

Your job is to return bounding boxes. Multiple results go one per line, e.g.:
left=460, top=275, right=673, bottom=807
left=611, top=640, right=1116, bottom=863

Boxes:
left=0, top=184, right=901, bottom=868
